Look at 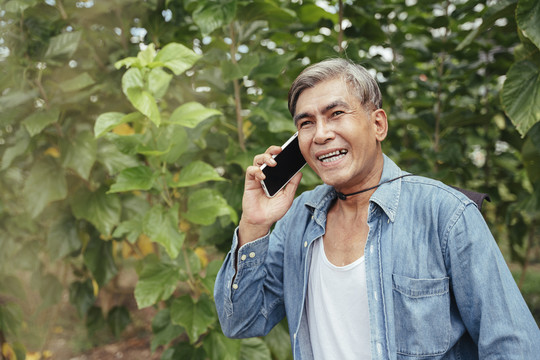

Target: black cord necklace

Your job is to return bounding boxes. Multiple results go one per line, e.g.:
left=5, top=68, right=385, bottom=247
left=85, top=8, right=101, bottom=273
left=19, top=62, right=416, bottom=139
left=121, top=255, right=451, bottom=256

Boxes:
left=336, top=174, right=413, bottom=200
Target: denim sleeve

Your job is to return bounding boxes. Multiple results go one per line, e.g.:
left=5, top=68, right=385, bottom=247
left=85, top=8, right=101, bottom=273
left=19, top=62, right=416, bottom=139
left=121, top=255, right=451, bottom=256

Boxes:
left=214, top=227, right=286, bottom=339
left=446, top=204, right=540, bottom=357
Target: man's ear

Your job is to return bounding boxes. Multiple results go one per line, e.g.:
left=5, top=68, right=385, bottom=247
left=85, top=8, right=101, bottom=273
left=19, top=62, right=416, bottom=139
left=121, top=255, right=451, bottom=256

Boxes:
left=372, top=109, right=388, bottom=142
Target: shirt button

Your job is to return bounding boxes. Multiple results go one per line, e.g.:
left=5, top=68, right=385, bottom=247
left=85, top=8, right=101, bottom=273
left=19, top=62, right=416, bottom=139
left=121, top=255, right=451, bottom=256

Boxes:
left=241, top=254, right=247, bottom=261
left=232, top=284, right=239, bottom=290
left=304, top=241, right=308, bottom=247
left=249, top=252, right=256, bottom=258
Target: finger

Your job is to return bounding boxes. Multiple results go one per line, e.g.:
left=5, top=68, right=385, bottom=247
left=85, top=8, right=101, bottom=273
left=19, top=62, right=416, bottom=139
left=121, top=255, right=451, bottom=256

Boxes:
left=253, top=153, right=278, bottom=167
left=246, top=165, right=266, bottom=182
left=283, top=172, right=303, bottom=196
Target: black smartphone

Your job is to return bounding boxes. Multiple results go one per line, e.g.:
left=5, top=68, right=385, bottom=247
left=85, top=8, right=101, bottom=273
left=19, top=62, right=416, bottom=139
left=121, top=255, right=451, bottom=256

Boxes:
left=260, top=132, right=307, bottom=198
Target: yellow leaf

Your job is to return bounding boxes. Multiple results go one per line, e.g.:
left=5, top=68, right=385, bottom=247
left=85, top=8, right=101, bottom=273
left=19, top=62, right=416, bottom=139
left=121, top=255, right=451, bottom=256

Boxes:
left=137, top=234, right=154, bottom=256
left=53, top=326, right=63, bottom=334
left=25, top=352, right=40, bottom=360
left=179, top=219, right=191, bottom=232
left=92, top=278, right=99, bottom=297
left=44, top=146, right=60, bottom=158
left=43, top=350, right=53, bottom=358
left=243, top=120, right=254, bottom=139
left=112, top=123, right=135, bottom=136
left=2, top=343, right=16, bottom=360
left=194, top=247, right=208, bottom=268
left=121, top=241, right=132, bottom=259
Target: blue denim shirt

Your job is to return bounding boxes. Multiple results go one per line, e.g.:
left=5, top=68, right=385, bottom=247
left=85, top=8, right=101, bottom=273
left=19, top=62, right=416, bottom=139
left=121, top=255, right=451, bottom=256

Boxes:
left=215, top=155, right=540, bottom=359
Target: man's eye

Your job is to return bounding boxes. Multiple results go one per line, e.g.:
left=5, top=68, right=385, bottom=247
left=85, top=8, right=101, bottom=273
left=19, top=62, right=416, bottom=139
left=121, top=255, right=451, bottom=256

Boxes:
left=332, top=110, right=344, bottom=117
left=298, top=120, right=311, bottom=128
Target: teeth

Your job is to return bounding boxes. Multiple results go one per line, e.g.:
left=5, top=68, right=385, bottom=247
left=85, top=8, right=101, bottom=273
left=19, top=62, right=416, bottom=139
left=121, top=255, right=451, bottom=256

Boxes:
left=318, top=149, right=347, bottom=162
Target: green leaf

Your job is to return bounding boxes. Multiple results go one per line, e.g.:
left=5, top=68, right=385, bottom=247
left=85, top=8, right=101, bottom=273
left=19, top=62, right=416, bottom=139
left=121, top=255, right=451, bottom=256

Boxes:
left=127, top=87, right=161, bottom=126
left=251, top=53, right=296, bottom=80
left=44, top=31, right=82, bottom=58
left=151, top=309, right=183, bottom=352
left=115, top=56, right=141, bottom=70
left=86, top=306, right=106, bottom=337
left=83, top=237, right=118, bottom=286
left=183, top=188, right=237, bottom=226
left=240, top=337, right=272, bottom=360
left=134, top=261, right=181, bottom=308
left=153, top=42, right=202, bottom=75
left=94, top=112, right=125, bottom=138
left=4, top=0, right=38, bottom=14
left=203, top=330, right=241, bottom=360
left=0, top=303, right=23, bottom=336
left=23, top=157, right=67, bottom=218
left=69, top=279, right=96, bottom=318
left=240, top=0, right=296, bottom=26
left=39, top=273, right=63, bottom=308
left=170, top=161, right=225, bottom=188
left=143, top=204, right=185, bottom=259
left=501, top=60, right=540, bottom=136
left=94, top=112, right=144, bottom=138
left=456, top=0, right=517, bottom=51
left=96, top=140, right=139, bottom=174
left=71, top=186, right=121, bottom=236
left=1, top=129, right=30, bottom=170
left=200, top=260, right=223, bottom=295
left=107, top=306, right=131, bottom=337
left=22, top=108, right=60, bottom=137
left=148, top=67, right=173, bottom=98
left=59, top=72, right=95, bottom=92
left=113, top=214, right=144, bottom=243
left=170, top=294, right=215, bottom=344
left=517, top=0, right=540, bottom=49
left=263, top=320, right=293, bottom=360
left=121, top=68, right=145, bottom=96
left=108, top=166, right=158, bottom=193
left=168, top=102, right=222, bottom=128
left=192, top=1, right=237, bottom=36
left=61, top=130, right=97, bottom=180
left=47, top=214, right=81, bottom=261
left=137, top=43, right=157, bottom=67
left=221, top=53, right=260, bottom=81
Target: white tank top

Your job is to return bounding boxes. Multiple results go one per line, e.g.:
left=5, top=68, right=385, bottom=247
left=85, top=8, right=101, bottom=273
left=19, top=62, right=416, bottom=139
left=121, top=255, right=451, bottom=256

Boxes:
left=306, top=237, right=372, bottom=359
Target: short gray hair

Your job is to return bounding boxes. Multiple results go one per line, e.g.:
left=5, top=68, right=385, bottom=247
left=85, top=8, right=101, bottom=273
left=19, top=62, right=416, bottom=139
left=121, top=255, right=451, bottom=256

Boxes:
left=288, top=58, right=382, bottom=116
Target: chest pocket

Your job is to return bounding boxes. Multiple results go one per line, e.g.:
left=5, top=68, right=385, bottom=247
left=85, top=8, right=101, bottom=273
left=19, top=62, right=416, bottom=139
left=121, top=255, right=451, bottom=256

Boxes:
left=392, top=274, right=450, bottom=357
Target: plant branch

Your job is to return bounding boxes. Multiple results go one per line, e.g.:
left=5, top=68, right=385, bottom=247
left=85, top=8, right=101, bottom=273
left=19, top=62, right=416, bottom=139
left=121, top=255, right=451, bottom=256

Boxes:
left=229, top=23, right=246, bottom=151
left=338, top=0, right=344, bottom=53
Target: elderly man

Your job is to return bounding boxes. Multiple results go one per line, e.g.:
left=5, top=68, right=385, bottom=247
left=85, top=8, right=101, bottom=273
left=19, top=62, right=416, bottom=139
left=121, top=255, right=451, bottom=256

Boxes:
left=214, top=58, right=540, bottom=359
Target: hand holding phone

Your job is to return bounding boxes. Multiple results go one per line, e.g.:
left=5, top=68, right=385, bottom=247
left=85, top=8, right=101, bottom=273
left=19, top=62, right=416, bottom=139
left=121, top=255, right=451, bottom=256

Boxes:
left=238, top=133, right=305, bottom=246
left=260, top=132, right=307, bottom=197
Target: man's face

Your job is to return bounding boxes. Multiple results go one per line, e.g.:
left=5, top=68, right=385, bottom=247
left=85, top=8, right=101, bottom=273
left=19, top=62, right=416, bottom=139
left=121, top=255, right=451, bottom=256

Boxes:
left=294, top=77, right=387, bottom=193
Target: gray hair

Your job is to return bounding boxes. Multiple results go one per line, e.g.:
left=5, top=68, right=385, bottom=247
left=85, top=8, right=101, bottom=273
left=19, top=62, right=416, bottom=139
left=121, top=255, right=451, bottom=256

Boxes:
left=288, top=58, right=383, bottom=116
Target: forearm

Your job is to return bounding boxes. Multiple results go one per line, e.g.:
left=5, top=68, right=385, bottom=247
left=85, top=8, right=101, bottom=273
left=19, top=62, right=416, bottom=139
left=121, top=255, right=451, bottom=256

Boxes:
left=214, top=228, right=284, bottom=339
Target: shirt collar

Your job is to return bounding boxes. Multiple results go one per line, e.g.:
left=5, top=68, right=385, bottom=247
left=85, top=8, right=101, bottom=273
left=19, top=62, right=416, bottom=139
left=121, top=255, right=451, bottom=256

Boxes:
left=303, top=154, right=405, bottom=223
left=369, top=154, right=405, bottom=223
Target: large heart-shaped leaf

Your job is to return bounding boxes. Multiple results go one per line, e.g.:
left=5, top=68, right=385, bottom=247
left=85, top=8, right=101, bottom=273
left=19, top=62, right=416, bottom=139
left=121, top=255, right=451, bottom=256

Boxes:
left=108, top=166, right=158, bottom=193
left=170, top=294, right=215, bottom=343
left=143, top=204, right=185, bottom=259
left=517, top=0, right=540, bottom=49
left=153, top=42, right=201, bottom=76
left=501, top=60, right=540, bottom=137
left=168, top=102, right=222, bottom=128
left=134, top=261, right=181, bottom=308
left=23, top=157, right=67, bottom=218
left=170, top=161, right=225, bottom=188
left=183, top=189, right=237, bottom=226
left=71, top=186, right=121, bottom=236
left=61, top=130, right=97, bottom=180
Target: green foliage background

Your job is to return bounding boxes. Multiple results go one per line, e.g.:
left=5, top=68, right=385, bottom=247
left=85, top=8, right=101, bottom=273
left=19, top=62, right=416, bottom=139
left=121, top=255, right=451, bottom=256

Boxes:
left=0, top=0, right=539, bottom=358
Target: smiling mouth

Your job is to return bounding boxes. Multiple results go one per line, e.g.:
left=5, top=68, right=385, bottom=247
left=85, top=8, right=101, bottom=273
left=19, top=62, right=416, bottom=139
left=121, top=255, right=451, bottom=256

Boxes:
left=318, top=149, right=348, bottom=163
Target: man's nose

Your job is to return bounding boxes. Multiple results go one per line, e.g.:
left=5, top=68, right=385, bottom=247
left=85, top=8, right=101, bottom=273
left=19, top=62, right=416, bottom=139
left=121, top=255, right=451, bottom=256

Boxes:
left=314, top=120, right=335, bottom=144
